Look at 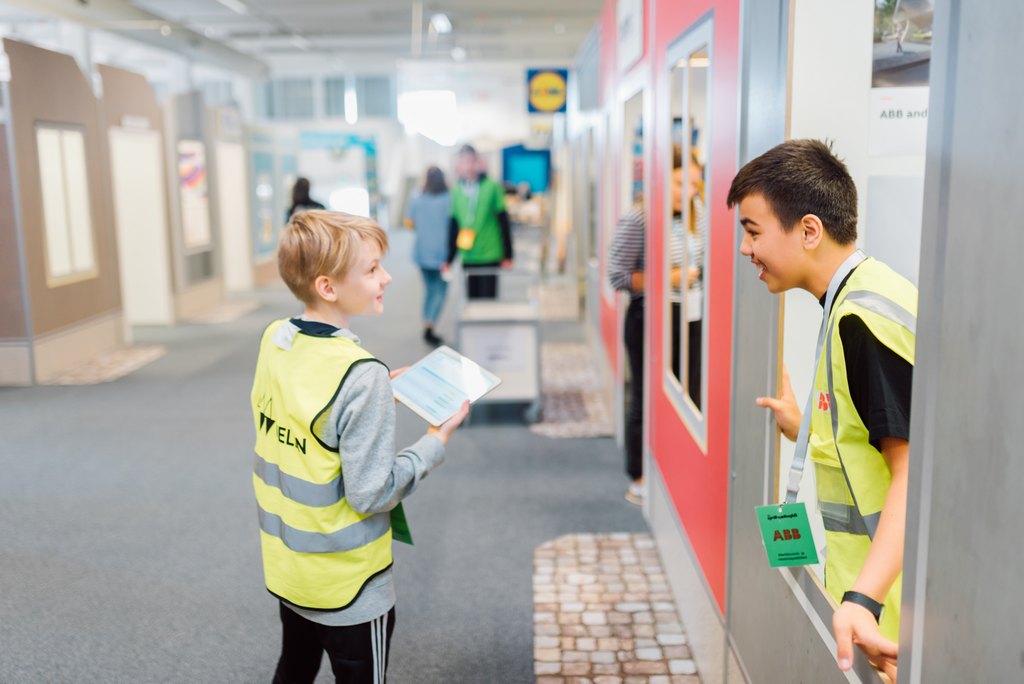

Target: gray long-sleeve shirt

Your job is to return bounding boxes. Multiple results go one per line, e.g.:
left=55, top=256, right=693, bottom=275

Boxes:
left=271, top=319, right=445, bottom=626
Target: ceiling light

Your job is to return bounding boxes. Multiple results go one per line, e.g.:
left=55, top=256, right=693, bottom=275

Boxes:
left=430, top=13, right=452, bottom=34
left=215, top=0, right=250, bottom=15
left=451, top=46, right=466, bottom=61
left=291, top=34, right=311, bottom=50
left=159, top=24, right=172, bottom=37
left=554, top=23, right=566, bottom=35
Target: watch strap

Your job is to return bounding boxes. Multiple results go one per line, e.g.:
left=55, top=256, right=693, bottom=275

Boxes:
left=841, top=590, right=883, bottom=622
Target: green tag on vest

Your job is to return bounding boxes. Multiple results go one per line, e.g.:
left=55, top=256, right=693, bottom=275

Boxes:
left=390, top=502, right=413, bottom=545
left=755, top=502, right=819, bottom=567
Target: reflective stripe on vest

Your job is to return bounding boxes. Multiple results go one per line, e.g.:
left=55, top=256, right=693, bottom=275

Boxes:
left=251, top=319, right=393, bottom=610
left=254, top=452, right=346, bottom=508
left=257, top=507, right=390, bottom=554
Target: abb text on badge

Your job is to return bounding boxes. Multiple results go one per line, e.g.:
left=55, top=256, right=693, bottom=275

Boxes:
left=755, top=502, right=819, bottom=567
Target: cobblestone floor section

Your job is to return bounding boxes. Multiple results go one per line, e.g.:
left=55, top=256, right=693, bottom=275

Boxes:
left=529, top=343, right=613, bottom=439
left=534, top=533, right=701, bottom=683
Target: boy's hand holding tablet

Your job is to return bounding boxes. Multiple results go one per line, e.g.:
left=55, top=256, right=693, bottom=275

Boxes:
left=391, top=346, right=502, bottom=430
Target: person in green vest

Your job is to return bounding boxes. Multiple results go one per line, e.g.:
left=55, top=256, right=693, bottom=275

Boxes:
left=728, top=140, right=915, bottom=683
left=447, top=144, right=514, bottom=299
left=251, top=210, right=469, bottom=683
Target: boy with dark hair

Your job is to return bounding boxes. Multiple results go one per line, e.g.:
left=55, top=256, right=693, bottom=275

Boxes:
left=252, top=210, right=468, bottom=683
left=728, top=139, right=914, bottom=681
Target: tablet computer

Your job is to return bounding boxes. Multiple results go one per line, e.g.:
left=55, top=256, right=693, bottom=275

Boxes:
left=391, top=345, right=502, bottom=426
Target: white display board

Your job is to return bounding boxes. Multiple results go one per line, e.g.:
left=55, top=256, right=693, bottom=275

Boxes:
left=869, top=87, right=929, bottom=157
left=36, top=126, right=97, bottom=284
left=109, top=127, right=174, bottom=325
left=215, top=141, right=253, bottom=292
left=458, top=321, right=538, bottom=401
left=177, top=139, right=212, bottom=249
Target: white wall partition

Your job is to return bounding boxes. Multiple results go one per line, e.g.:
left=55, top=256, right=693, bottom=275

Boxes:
left=214, top=141, right=253, bottom=292
left=109, top=127, right=174, bottom=325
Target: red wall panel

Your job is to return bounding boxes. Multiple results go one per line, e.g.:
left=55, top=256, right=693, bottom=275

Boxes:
left=646, top=0, right=740, bottom=613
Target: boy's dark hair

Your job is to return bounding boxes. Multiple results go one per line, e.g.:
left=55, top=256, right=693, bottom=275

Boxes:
left=726, top=139, right=858, bottom=245
left=457, top=144, right=477, bottom=158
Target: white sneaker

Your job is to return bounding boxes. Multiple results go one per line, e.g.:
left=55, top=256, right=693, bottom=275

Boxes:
left=625, top=482, right=643, bottom=505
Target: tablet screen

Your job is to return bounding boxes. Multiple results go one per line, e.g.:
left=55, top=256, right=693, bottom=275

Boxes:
left=392, top=346, right=501, bottom=426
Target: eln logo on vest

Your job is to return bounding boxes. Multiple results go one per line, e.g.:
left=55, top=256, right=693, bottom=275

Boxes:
left=258, top=411, right=306, bottom=455
left=817, top=391, right=831, bottom=411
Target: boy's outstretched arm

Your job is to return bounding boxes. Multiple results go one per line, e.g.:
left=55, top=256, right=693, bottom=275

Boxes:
left=756, top=365, right=802, bottom=441
left=834, top=436, right=908, bottom=681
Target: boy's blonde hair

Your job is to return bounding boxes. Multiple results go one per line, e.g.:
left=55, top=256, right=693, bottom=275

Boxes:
left=278, top=210, right=389, bottom=304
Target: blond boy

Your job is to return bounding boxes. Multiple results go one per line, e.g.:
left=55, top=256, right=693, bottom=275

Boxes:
left=250, top=210, right=467, bottom=684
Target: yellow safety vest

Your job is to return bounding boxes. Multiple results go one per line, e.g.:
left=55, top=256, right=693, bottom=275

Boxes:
left=809, top=258, right=917, bottom=641
left=250, top=319, right=393, bottom=610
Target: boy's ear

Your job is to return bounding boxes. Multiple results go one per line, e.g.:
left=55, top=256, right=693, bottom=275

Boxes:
left=312, top=275, right=338, bottom=302
left=799, top=214, right=825, bottom=250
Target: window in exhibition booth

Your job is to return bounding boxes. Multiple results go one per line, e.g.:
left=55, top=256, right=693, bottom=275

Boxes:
left=664, top=19, right=712, bottom=441
left=36, top=125, right=97, bottom=286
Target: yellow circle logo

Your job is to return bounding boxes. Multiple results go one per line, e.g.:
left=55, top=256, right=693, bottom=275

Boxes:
left=529, top=71, right=567, bottom=112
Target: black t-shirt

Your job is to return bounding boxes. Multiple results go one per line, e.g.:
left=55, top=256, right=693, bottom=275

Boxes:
left=822, top=266, right=914, bottom=451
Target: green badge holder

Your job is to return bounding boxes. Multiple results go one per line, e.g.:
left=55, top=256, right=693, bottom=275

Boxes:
left=755, top=502, right=818, bottom=567
left=390, top=502, right=413, bottom=545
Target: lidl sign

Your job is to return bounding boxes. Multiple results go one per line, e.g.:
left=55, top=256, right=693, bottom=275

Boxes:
left=527, top=69, right=568, bottom=113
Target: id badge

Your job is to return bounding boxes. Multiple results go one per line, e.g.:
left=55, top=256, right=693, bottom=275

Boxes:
left=754, top=502, right=819, bottom=567
left=456, top=227, right=477, bottom=250
left=390, top=502, right=413, bottom=545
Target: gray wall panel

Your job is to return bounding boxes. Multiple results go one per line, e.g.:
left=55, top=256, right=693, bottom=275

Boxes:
left=903, top=1, right=1024, bottom=682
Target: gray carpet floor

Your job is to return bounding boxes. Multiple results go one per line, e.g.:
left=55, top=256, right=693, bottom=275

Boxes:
left=0, top=229, right=647, bottom=683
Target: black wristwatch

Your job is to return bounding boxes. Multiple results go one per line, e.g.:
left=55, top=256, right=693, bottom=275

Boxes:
left=842, top=590, right=883, bottom=623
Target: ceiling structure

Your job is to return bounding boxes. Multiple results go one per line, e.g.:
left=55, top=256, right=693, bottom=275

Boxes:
left=2, top=0, right=603, bottom=74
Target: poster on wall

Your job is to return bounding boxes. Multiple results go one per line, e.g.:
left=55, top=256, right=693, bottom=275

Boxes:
left=251, top=150, right=277, bottom=260
left=869, top=0, right=934, bottom=156
left=177, top=139, right=212, bottom=249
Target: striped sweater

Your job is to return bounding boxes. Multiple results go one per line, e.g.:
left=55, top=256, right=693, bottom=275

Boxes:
left=607, top=206, right=646, bottom=300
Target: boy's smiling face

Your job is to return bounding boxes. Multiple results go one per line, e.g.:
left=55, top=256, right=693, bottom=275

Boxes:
left=737, top=193, right=807, bottom=293
left=333, top=237, right=391, bottom=320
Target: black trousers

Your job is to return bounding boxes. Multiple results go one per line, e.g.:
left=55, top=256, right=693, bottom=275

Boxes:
left=273, top=603, right=396, bottom=684
left=687, top=318, right=703, bottom=410
left=624, top=297, right=645, bottom=481
left=464, top=261, right=501, bottom=299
